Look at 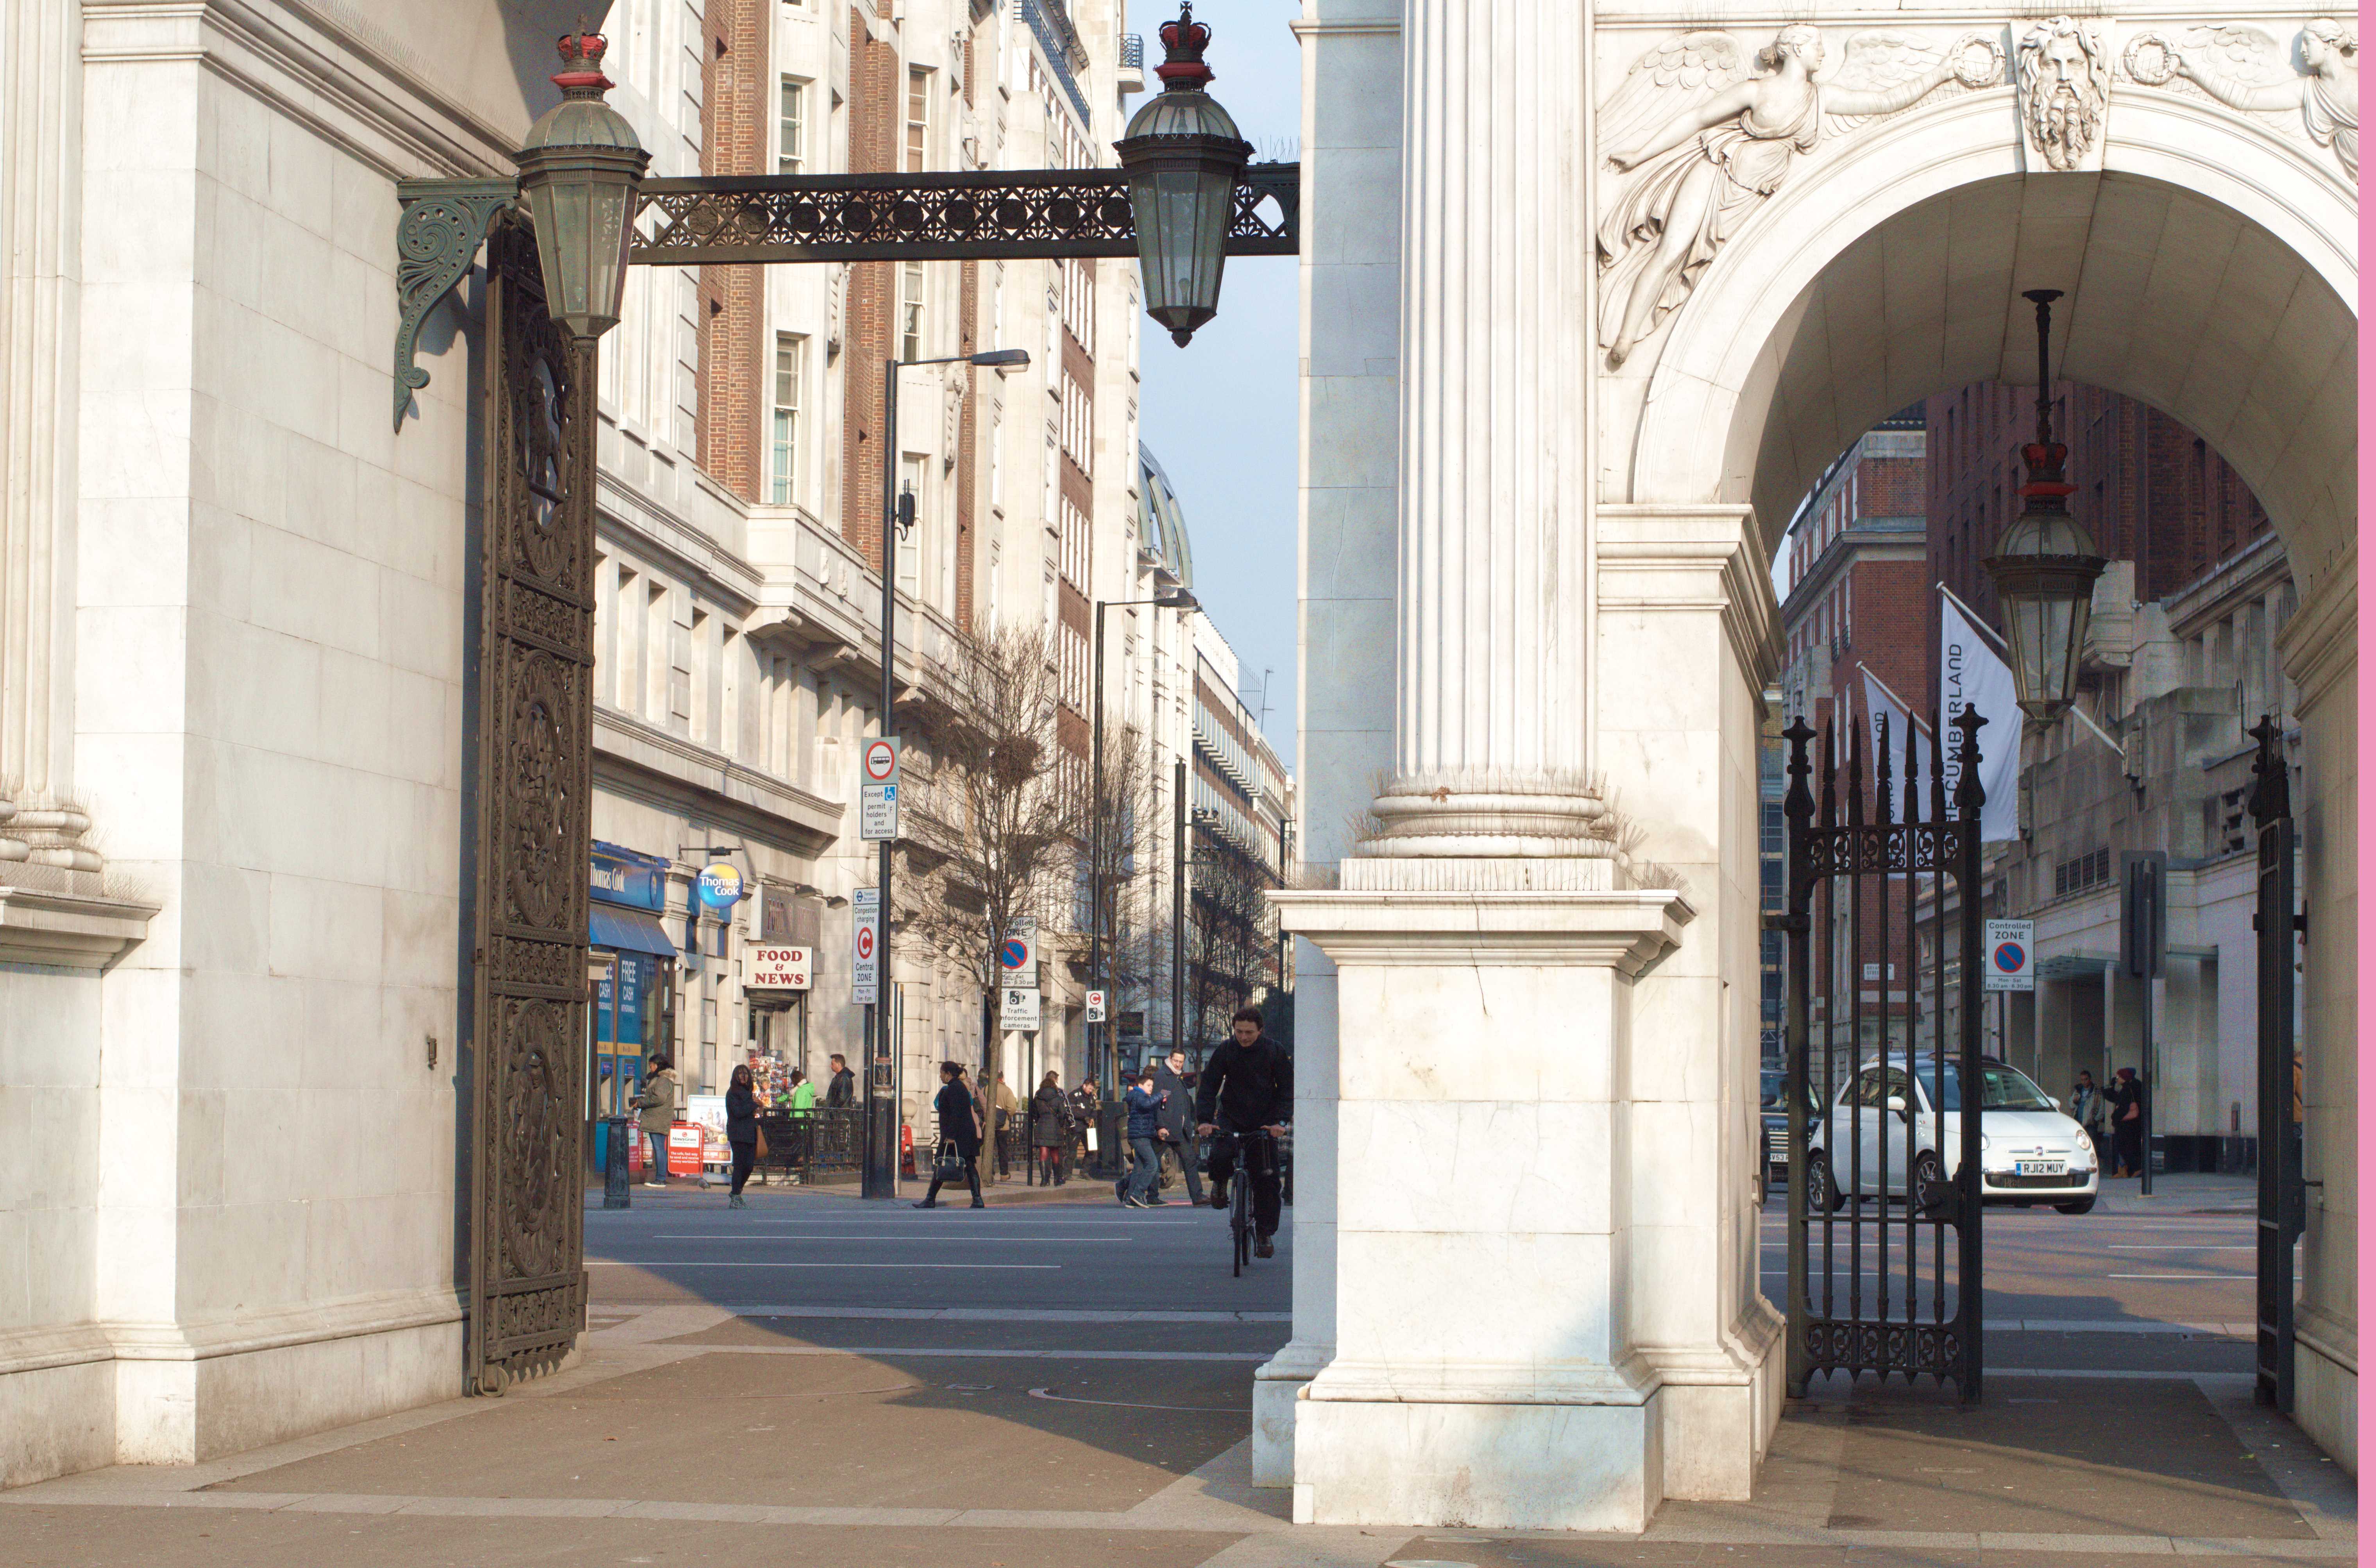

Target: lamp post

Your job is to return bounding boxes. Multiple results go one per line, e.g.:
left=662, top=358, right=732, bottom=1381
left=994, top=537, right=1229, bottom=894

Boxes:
left=1088, top=588, right=1199, bottom=1097
left=513, top=33, right=649, bottom=343
left=1115, top=4, right=1254, bottom=347
left=865, top=346, right=1031, bottom=1198
left=1983, top=289, right=2107, bottom=728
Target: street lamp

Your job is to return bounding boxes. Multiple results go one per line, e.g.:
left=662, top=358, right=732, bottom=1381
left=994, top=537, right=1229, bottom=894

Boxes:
left=1983, top=289, right=2106, bottom=727
left=1115, top=4, right=1253, bottom=347
left=864, top=345, right=1031, bottom=1198
left=1089, top=586, right=1200, bottom=1096
left=515, top=32, right=650, bottom=342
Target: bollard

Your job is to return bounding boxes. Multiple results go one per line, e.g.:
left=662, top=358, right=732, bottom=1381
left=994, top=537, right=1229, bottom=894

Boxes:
left=604, top=1114, right=632, bottom=1209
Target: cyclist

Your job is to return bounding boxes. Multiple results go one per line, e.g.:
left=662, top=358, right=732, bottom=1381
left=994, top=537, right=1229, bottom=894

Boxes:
left=1194, top=1006, right=1293, bottom=1258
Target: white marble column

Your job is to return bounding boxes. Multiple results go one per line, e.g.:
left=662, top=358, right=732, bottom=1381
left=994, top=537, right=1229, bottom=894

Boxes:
left=0, top=0, right=97, bottom=875
left=1353, top=0, right=1605, bottom=877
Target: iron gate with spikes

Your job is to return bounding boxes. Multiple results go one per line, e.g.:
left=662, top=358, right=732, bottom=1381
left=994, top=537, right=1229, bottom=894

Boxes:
left=1782, top=705, right=1988, bottom=1402
left=2246, top=714, right=2303, bottom=1412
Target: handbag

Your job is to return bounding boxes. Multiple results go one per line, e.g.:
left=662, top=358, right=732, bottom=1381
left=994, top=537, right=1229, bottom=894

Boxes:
left=934, top=1138, right=966, bottom=1183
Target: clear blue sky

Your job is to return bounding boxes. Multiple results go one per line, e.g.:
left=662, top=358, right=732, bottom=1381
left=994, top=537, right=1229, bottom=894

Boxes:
left=1132, top=1, right=1304, bottom=755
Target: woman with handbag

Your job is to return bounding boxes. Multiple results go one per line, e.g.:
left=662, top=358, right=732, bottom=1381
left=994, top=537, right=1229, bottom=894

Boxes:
left=725, top=1064, right=762, bottom=1208
left=914, top=1061, right=985, bottom=1208
left=1030, top=1070, right=1068, bottom=1185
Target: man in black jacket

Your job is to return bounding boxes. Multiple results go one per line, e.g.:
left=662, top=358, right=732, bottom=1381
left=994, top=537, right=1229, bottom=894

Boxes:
left=1153, top=1047, right=1204, bottom=1204
left=824, top=1054, right=857, bottom=1110
left=1195, top=1006, right=1292, bottom=1256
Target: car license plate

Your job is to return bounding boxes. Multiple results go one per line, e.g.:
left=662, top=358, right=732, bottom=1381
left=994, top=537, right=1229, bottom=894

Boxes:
left=2016, top=1160, right=2065, bottom=1178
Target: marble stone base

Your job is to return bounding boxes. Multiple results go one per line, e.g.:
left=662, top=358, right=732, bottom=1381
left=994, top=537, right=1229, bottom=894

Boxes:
left=1294, top=1385, right=1664, bottom=1530
left=112, top=1305, right=466, bottom=1466
left=1251, top=1340, right=1330, bottom=1487
left=0, top=1351, right=116, bottom=1489
left=2294, top=1327, right=2358, bottom=1477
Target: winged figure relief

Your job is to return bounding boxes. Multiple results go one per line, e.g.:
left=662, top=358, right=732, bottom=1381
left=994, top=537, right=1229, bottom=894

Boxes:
left=1596, top=27, right=1996, bottom=368
left=2130, top=20, right=2357, bottom=178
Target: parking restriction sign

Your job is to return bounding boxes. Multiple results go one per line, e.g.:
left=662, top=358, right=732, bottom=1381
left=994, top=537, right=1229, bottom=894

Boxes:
left=1984, top=918, right=2034, bottom=992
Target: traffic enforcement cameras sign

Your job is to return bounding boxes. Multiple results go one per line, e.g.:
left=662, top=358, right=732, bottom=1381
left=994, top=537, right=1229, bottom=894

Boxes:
left=1000, top=986, right=1041, bottom=1033
left=1086, top=989, right=1107, bottom=1023
left=1983, top=918, right=2034, bottom=992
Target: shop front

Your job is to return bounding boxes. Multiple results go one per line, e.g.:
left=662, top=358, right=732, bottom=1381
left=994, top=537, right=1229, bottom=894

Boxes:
left=589, top=842, right=680, bottom=1174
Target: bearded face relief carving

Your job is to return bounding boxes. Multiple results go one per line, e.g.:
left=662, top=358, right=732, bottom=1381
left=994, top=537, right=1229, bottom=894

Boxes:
left=2019, top=17, right=2113, bottom=171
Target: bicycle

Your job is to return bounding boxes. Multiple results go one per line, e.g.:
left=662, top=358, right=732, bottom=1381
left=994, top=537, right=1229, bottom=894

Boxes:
left=1215, top=1128, right=1279, bottom=1277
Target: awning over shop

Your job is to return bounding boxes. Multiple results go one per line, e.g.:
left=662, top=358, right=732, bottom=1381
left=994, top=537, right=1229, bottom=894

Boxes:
left=592, top=904, right=678, bottom=958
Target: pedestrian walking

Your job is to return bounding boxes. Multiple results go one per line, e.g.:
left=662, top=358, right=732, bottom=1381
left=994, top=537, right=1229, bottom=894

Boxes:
left=1118, top=1066, right=1167, bottom=1207
left=1069, top=1077, right=1103, bottom=1178
left=1030, top=1070, right=1068, bottom=1184
left=993, top=1072, right=1020, bottom=1176
left=2069, top=1070, right=2107, bottom=1168
left=1195, top=1007, right=1293, bottom=1257
left=914, top=1061, right=985, bottom=1208
left=825, top=1054, right=857, bottom=1109
left=1153, top=1048, right=1204, bottom=1203
left=632, top=1055, right=679, bottom=1188
left=725, top=1064, right=760, bottom=1208
left=2108, top=1066, right=2146, bottom=1177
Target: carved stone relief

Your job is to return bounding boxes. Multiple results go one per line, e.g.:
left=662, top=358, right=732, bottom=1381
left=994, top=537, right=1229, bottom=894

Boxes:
left=1595, top=25, right=2002, bottom=366
left=2125, top=20, right=2357, bottom=179
left=2018, top=16, right=2113, bottom=171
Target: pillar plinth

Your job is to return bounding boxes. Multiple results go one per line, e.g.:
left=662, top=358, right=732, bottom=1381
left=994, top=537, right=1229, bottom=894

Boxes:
left=1274, top=888, right=1691, bottom=1531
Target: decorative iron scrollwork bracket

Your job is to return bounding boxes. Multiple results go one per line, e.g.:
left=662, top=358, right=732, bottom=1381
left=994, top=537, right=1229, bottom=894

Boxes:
left=394, top=178, right=519, bottom=430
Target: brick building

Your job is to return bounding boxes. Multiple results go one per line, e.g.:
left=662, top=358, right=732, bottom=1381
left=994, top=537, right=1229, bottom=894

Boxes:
left=581, top=0, right=1201, bottom=1151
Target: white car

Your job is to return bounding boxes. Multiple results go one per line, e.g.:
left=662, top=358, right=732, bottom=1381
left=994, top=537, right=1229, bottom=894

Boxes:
left=1807, top=1055, right=2099, bottom=1215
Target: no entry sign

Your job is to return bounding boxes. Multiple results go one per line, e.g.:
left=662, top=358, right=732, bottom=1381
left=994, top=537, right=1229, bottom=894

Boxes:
left=863, top=737, right=901, bottom=784
left=1984, top=918, right=2034, bottom=992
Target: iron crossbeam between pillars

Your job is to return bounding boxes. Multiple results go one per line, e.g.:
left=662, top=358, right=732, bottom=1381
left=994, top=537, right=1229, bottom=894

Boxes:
left=625, top=164, right=1301, bottom=266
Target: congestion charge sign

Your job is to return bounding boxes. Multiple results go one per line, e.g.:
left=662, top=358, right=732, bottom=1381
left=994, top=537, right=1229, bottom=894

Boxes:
left=1984, top=918, right=2035, bottom=992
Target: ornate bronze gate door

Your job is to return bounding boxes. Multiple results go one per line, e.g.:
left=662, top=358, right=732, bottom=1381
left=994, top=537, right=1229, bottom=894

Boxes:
left=2247, top=715, right=2303, bottom=1412
left=1783, top=708, right=1988, bottom=1402
left=465, top=211, right=595, bottom=1393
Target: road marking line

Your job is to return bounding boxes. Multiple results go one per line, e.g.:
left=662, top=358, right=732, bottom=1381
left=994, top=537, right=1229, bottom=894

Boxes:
left=586, top=1260, right=1060, bottom=1270
left=693, top=1345, right=1270, bottom=1362
left=646, top=1233, right=1132, bottom=1242
left=2107, top=1244, right=2258, bottom=1251
left=1027, top=1386, right=1244, bottom=1412
left=2110, top=1273, right=2289, bottom=1281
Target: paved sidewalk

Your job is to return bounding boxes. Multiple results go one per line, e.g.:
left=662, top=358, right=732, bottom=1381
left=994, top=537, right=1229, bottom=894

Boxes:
left=8, top=1305, right=2351, bottom=1567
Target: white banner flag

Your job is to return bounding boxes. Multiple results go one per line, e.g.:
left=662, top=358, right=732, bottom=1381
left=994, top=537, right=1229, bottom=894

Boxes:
left=1939, top=595, right=2021, bottom=842
left=1861, top=668, right=1931, bottom=818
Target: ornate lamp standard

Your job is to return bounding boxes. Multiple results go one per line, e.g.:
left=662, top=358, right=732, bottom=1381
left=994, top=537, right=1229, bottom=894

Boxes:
left=1115, top=5, right=1254, bottom=346
left=512, top=34, right=650, bottom=343
left=1983, top=289, right=2108, bottom=728
left=1088, top=587, right=1199, bottom=1097
left=865, top=346, right=1032, bottom=1197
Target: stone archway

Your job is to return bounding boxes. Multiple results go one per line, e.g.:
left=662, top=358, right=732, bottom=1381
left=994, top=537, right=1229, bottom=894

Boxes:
left=1611, top=89, right=2357, bottom=1475
left=1280, top=9, right=2357, bottom=1531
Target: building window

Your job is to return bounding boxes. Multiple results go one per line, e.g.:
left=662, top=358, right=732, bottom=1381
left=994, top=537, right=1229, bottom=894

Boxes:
left=898, top=453, right=928, bottom=600
left=900, top=260, right=925, bottom=363
left=778, top=78, right=807, bottom=172
left=905, top=68, right=930, bottom=174
left=770, top=334, right=804, bottom=505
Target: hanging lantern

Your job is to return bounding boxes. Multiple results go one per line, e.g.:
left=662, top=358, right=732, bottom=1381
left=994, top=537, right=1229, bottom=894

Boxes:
left=1983, top=289, right=2106, bottom=725
left=1114, top=3, right=1253, bottom=347
left=515, top=31, right=651, bottom=342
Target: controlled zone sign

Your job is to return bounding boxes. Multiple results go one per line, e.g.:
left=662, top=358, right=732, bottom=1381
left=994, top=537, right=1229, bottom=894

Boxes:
left=1000, top=918, right=1036, bottom=979
left=1984, top=918, right=2034, bottom=992
left=1000, top=985, right=1041, bottom=1033
left=1086, top=989, right=1107, bottom=1023
left=852, top=888, right=880, bottom=1005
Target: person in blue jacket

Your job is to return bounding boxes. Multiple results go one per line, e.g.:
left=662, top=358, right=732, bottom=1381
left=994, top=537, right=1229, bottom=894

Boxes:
left=1117, top=1066, right=1167, bottom=1208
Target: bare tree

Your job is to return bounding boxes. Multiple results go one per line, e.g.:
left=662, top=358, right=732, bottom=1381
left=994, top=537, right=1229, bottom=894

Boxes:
left=1187, top=817, right=1279, bottom=1050
left=900, top=624, right=1083, bottom=1088
left=1081, top=722, right=1163, bottom=1069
